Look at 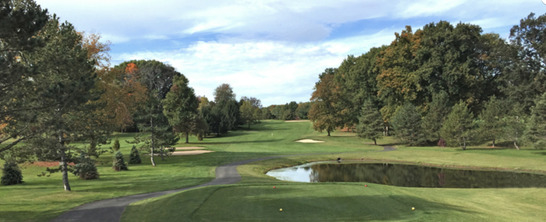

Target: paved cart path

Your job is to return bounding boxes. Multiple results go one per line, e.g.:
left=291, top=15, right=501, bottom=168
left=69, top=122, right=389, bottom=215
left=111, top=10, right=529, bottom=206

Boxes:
left=51, top=157, right=276, bottom=222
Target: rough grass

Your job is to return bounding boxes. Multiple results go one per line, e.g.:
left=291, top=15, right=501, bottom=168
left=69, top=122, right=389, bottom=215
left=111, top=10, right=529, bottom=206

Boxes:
left=1, top=120, right=545, bottom=221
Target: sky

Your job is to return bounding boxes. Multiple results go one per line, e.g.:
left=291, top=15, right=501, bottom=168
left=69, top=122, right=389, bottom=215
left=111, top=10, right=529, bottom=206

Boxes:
left=35, top=0, right=545, bottom=106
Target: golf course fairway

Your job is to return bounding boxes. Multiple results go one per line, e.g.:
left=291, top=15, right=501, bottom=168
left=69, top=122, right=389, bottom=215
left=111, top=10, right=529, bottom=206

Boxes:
left=0, top=120, right=545, bottom=221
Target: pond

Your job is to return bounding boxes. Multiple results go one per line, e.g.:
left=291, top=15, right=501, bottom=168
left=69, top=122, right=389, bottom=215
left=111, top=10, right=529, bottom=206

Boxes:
left=266, top=162, right=546, bottom=188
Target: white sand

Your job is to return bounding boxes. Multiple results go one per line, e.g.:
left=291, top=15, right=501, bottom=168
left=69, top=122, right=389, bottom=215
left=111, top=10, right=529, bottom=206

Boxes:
left=170, top=150, right=214, bottom=156
left=295, top=139, right=324, bottom=143
left=285, top=120, right=310, bottom=123
left=173, top=147, right=205, bottom=150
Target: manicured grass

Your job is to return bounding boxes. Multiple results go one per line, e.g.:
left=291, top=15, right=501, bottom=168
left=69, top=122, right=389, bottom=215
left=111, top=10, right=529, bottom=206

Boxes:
left=123, top=184, right=546, bottom=222
left=122, top=121, right=545, bottom=222
left=1, top=120, right=545, bottom=221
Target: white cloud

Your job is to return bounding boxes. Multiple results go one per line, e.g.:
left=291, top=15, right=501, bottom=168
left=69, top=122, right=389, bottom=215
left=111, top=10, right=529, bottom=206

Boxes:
left=113, top=28, right=397, bottom=106
left=34, top=0, right=544, bottom=105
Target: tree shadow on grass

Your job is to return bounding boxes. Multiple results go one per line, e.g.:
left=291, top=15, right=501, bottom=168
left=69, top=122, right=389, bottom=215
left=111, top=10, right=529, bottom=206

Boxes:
left=188, top=186, right=476, bottom=222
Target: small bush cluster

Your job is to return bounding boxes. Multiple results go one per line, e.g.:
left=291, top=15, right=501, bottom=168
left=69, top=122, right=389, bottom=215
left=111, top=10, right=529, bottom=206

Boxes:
left=1, top=162, right=23, bottom=185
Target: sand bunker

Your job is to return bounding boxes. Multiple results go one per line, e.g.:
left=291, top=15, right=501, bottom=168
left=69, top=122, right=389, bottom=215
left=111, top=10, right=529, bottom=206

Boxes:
left=285, top=120, right=310, bottom=123
left=296, top=139, right=324, bottom=143
left=173, top=147, right=205, bottom=150
left=170, top=150, right=214, bottom=156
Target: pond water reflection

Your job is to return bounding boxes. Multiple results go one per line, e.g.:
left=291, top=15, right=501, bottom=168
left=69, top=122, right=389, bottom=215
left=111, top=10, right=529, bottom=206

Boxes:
left=266, top=162, right=546, bottom=188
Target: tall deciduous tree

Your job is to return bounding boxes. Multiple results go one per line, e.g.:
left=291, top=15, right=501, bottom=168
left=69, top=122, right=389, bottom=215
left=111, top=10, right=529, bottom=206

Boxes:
left=505, top=13, right=546, bottom=113
left=124, top=60, right=179, bottom=166
left=309, top=68, right=342, bottom=136
left=212, top=84, right=239, bottom=135
left=440, top=102, right=474, bottom=150
left=356, top=100, right=383, bottom=145
left=239, top=100, right=255, bottom=129
left=162, top=75, right=199, bottom=143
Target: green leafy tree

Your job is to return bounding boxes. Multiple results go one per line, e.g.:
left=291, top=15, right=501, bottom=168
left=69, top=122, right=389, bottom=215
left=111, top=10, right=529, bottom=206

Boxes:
left=391, top=103, right=424, bottom=146
left=309, top=68, right=342, bottom=136
left=526, top=92, right=546, bottom=149
left=334, top=48, right=383, bottom=127
left=239, top=100, right=255, bottom=129
left=477, top=96, right=506, bottom=147
left=356, top=100, right=384, bottom=145
left=112, top=151, right=128, bottom=171
left=129, top=145, right=142, bottom=164
left=505, top=13, right=546, bottom=112
left=1, top=162, right=23, bottom=185
left=212, top=84, right=239, bottom=135
left=121, top=61, right=179, bottom=166
left=162, top=75, right=199, bottom=143
left=296, top=102, right=311, bottom=120
left=440, top=102, right=475, bottom=150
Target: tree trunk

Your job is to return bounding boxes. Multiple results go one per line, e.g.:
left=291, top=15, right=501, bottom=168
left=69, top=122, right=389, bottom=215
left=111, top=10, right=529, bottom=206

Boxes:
left=373, top=138, right=377, bottom=145
left=514, top=141, right=520, bottom=150
left=185, top=132, right=189, bottom=144
left=492, top=139, right=495, bottom=148
left=160, top=147, right=165, bottom=160
left=57, top=108, right=71, bottom=191
left=59, top=134, right=71, bottom=191
left=462, top=137, right=467, bottom=150
left=150, top=117, right=156, bottom=167
left=61, top=152, right=71, bottom=191
left=327, top=130, right=331, bottom=136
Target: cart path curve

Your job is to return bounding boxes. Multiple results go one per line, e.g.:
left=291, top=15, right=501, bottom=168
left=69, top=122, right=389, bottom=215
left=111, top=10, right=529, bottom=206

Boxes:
left=51, top=156, right=277, bottom=222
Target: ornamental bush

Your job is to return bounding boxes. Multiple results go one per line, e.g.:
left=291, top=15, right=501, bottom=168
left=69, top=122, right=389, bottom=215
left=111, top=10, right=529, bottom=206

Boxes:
left=113, top=151, right=128, bottom=171
left=73, top=153, right=99, bottom=180
left=129, top=145, right=142, bottom=164
left=1, top=162, right=23, bottom=185
left=112, top=138, right=120, bottom=151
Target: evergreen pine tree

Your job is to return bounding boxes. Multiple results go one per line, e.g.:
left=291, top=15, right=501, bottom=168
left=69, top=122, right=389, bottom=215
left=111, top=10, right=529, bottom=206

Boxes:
left=526, top=92, right=546, bottom=149
left=129, top=145, right=142, bottom=164
left=113, top=151, right=128, bottom=171
left=478, top=96, right=506, bottom=147
left=503, top=105, right=526, bottom=150
left=73, top=153, right=99, bottom=180
left=356, top=100, right=384, bottom=145
left=391, top=103, right=424, bottom=146
left=421, top=91, right=450, bottom=144
left=1, top=162, right=23, bottom=185
left=112, top=139, right=120, bottom=151
left=440, top=101, right=474, bottom=150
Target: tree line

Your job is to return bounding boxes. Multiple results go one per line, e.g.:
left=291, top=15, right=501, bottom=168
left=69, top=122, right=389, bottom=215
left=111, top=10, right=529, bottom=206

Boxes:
left=309, top=13, right=546, bottom=149
left=0, top=0, right=263, bottom=190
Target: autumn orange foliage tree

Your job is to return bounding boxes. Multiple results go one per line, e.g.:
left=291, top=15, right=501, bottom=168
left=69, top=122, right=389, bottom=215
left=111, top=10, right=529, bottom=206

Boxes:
left=308, top=68, right=343, bottom=136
